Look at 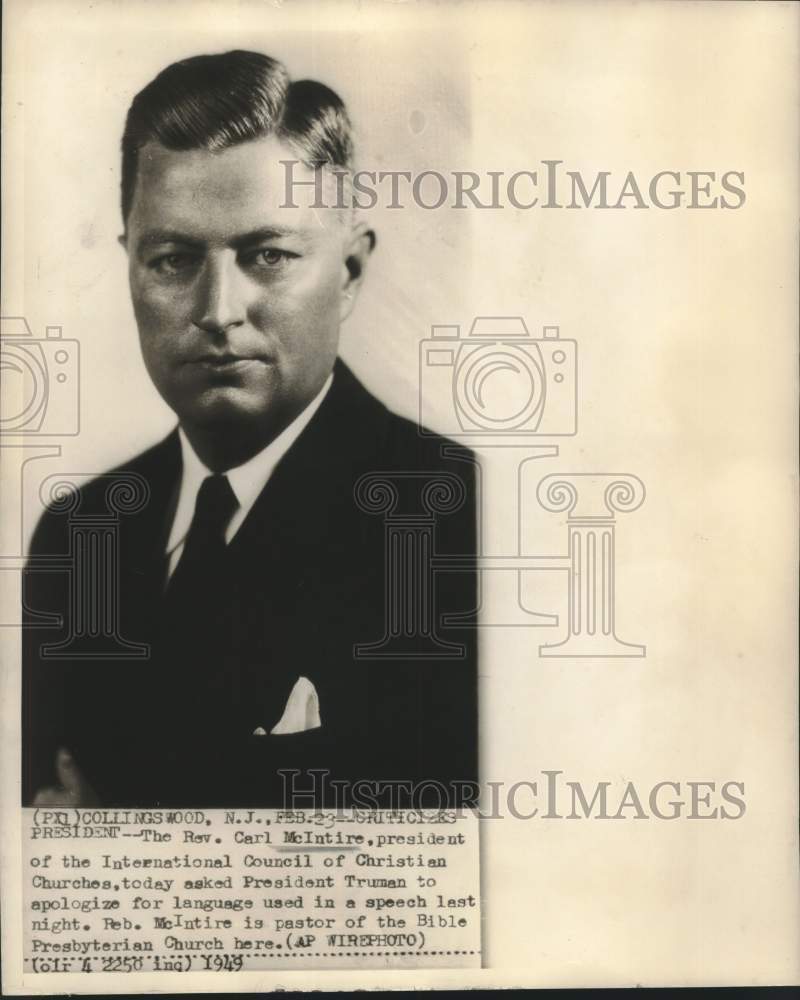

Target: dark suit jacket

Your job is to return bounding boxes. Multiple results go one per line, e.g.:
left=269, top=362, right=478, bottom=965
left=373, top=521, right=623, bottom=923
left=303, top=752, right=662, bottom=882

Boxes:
left=22, top=361, right=478, bottom=808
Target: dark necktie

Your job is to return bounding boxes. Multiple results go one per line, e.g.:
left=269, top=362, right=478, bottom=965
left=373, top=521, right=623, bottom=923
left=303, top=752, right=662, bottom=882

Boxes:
left=169, top=475, right=238, bottom=595
left=150, top=474, right=240, bottom=800
left=160, top=474, right=239, bottom=693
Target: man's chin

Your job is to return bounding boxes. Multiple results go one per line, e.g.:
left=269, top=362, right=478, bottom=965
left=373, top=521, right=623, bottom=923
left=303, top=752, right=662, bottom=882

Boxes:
left=180, top=386, right=277, bottom=429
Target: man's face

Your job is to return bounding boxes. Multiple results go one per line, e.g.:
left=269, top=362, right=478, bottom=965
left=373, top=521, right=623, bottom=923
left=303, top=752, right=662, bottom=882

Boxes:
left=124, top=136, right=369, bottom=442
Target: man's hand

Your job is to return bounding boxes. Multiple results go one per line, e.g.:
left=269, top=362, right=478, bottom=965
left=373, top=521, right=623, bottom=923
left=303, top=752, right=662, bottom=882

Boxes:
left=32, top=748, right=99, bottom=806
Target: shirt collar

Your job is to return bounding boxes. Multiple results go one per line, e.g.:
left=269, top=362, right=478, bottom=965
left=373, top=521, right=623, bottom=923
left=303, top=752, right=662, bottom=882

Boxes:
left=166, top=373, right=333, bottom=555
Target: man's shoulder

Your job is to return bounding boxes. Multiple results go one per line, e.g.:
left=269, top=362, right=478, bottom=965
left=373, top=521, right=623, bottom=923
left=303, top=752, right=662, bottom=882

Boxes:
left=381, top=407, right=477, bottom=482
left=334, top=360, right=476, bottom=476
left=28, top=433, right=179, bottom=555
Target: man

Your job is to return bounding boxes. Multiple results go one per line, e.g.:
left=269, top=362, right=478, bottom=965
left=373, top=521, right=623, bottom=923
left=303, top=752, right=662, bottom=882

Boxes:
left=22, top=50, right=477, bottom=808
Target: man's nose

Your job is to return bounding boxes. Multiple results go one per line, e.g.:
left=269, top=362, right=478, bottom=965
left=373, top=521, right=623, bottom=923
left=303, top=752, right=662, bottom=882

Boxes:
left=191, top=254, right=246, bottom=334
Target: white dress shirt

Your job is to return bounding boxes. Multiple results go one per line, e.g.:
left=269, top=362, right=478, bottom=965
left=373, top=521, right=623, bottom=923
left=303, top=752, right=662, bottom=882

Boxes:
left=165, top=374, right=333, bottom=580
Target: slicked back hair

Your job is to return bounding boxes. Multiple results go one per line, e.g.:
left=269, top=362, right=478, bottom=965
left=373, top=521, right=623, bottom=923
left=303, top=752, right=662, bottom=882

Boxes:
left=120, top=49, right=353, bottom=224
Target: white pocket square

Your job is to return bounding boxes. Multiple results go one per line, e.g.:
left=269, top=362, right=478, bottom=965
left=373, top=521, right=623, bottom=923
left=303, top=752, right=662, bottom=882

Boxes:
left=254, top=676, right=321, bottom=736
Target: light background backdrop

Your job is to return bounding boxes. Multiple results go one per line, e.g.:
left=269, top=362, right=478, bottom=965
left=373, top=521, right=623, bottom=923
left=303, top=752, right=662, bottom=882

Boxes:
left=2, top=0, right=798, bottom=990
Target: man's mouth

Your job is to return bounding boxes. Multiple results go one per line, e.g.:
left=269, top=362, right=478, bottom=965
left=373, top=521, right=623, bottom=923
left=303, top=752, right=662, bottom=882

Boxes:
left=190, top=353, right=271, bottom=372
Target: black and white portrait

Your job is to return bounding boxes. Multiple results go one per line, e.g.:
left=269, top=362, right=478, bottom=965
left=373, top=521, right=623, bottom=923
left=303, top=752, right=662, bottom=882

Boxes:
left=20, top=45, right=479, bottom=809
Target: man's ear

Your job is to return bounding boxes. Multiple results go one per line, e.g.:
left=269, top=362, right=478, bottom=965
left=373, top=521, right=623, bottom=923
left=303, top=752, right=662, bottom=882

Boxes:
left=340, top=221, right=376, bottom=321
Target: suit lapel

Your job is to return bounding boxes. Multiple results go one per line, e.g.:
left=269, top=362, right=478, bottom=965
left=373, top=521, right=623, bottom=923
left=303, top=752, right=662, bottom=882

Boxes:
left=228, top=359, right=388, bottom=564
left=122, top=431, right=182, bottom=634
left=222, top=361, right=390, bottom=727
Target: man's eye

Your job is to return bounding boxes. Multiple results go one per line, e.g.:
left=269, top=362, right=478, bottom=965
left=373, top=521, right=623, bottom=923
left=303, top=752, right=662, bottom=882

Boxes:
left=150, top=253, right=197, bottom=275
left=250, top=249, right=295, bottom=267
